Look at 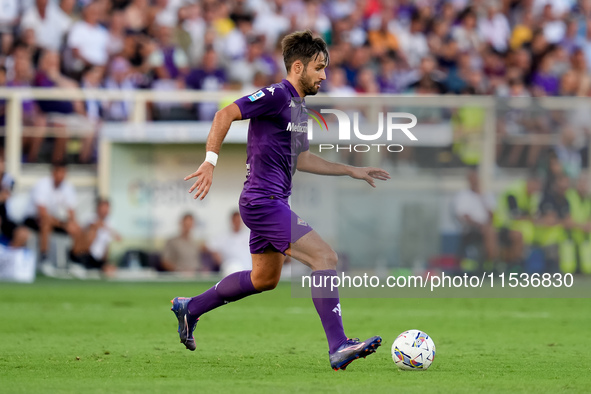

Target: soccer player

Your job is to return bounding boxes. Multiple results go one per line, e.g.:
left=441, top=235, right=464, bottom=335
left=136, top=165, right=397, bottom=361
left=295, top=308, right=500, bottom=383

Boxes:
left=171, top=30, right=390, bottom=371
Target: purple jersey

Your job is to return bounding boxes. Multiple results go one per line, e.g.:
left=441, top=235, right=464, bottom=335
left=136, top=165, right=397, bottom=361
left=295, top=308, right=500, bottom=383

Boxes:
left=235, top=79, right=309, bottom=204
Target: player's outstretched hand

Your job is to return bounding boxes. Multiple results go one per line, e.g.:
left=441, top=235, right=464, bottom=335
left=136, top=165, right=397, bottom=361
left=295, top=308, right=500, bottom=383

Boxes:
left=184, top=161, right=215, bottom=200
left=349, top=167, right=391, bottom=188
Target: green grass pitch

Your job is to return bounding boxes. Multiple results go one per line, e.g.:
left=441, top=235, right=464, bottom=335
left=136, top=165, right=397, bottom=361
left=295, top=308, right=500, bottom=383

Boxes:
left=0, top=278, right=590, bottom=393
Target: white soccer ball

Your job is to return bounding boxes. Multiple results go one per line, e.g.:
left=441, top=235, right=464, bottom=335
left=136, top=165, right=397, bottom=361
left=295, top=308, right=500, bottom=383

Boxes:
left=391, top=329, right=436, bottom=371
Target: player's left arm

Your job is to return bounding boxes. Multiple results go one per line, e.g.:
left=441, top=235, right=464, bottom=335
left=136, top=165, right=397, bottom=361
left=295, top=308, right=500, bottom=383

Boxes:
left=296, top=150, right=390, bottom=188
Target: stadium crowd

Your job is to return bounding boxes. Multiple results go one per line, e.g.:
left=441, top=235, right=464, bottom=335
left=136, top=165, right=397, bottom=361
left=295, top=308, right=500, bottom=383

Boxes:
left=1, top=0, right=591, bottom=123
left=0, top=0, right=590, bottom=165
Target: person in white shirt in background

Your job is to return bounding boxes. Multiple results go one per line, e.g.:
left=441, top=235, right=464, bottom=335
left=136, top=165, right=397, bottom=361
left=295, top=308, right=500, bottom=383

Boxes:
left=72, top=198, right=120, bottom=276
left=23, top=161, right=83, bottom=260
left=20, top=0, right=72, bottom=52
left=65, top=1, right=109, bottom=74
left=453, top=168, right=498, bottom=262
left=209, top=211, right=252, bottom=276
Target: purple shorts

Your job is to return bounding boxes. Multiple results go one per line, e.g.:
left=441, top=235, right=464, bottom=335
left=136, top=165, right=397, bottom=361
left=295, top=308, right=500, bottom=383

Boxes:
left=239, top=197, right=313, bottom=255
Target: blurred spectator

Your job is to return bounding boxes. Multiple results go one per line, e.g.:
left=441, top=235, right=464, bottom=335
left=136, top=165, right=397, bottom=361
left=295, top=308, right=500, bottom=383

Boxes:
left=542, top=150, right=564, bottom=194
left=124, top=0, right=150, bottom=33
left=537, top=173, right=572, bottom=272
left=576, top=19, right=591, bottom=71
left=510, top=11, right=534, bottom=50
left=180, top=3, right=207, bottom=64
left=493, top=173, right=541, bottom=266
left=342, top=44, right=371, bottom=87
left=60, top=0, right=76, bottom=17
left=21, top=0, right=72, bottom=52
left=355, top=67, right=379, bottom=94
left=394, top=11, right=428, bottom=68
left=408, top=55, right=446, bottom=94
left=479, top=4, right=511, bottom=53
left=532, top=53, right=560, bottom=95
left=368, top=13, right=398, bottom=58
left=6, top=43, right=48, bottom=163
left=185, top=47, right=226, bottom=120
left=376, top=54, right=402, bottom=94
left=66, top=1, right=109, bottom=75
left=208, top=211, right=250, bottom=276
left=554, top=126, right=582, bottom=179
left=0, top=0, right=19, bottom=58
left=228, top=35, right=274, bottom=86
left=102, top=57, right=136, bottom=121
left=327, top=67, right=355, bottom=96
left=107, top=10, right=126, bottom=57
left=295, top=0, right=331, bottom=36
left=223, top=13, right=254, bottom=61
left=540, top=3, right=566, bottom=44
left=160, top=213, right=205, bottom=273
left=565, top=174, right=591, bottom=249
left=561, top=18, right=579, bottom=55
left=147, top=24, right=192, bottom=119
left=252, top=0, right=290, bottom=52
left=81, top=66, right=104, bottom=123
left=148, top=24, right=189, bottom=81
left=153, top=0, right=181, bottom=28
left=23, top=161, right=82, bottom=260
left=77, top=66, right=104, bottom=164
left=72, top=198, right=120, bottom=274
left=569, top=48, right=591, bottom=93
left=451, top=8, right=481, bottom=53
left=0, top=158, right=28, bottom=247
left=34, top=50, right=84, bottom=163
left=532, top=0, right=572, bottom=18
left=428, top=18, right=451, bottom=54
left=0, top=0, right=19, bottom=32
left=453, top=169, right=497, bottom=262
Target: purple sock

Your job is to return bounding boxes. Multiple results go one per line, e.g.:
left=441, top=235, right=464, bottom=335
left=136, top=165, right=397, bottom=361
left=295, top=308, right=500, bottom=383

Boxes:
left=187, top=270, right=260, bottom=317
left=311, top=269, right=348, bottom=353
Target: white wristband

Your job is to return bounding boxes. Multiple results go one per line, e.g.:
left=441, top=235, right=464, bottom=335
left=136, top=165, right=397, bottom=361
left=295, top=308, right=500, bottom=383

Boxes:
left=205, top=151, right=218, bottom=167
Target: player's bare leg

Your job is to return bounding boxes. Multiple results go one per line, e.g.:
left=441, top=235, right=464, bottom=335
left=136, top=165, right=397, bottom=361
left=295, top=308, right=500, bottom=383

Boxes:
left=287, top=230, right=382, bottom=370
left=250, top=248, right=285, bottom=291
left=171, top=247, right=283, bottom=351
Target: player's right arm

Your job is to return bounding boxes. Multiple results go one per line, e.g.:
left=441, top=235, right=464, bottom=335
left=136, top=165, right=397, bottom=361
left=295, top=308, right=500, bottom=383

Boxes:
left=184, top=103, right=242, bottom=200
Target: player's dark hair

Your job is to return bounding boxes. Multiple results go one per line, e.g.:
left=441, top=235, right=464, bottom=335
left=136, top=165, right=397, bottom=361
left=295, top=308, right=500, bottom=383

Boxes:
left=281, top=30, right=329, bottom=73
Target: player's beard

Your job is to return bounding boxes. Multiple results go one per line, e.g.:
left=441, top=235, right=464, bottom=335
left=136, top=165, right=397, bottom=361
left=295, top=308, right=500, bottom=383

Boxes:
left=299, top=69, right=319, bottom=96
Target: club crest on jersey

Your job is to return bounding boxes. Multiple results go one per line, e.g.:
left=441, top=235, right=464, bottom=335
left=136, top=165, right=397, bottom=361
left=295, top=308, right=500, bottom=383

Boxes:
left=267, top=86, right=275, bottom=95
left=297, top=217, right=308, bottom=226
left=248, top=90, right=265, bottom=102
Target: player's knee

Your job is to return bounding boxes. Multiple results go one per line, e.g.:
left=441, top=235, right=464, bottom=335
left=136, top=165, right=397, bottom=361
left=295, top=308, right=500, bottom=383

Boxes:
left=311, top=248, right=338, bottom=270
left=254, top=278, right=278, bottom=292
left=326, top=249, right=338, bottom=269
left=308, top=248, right=338, bottom=270
left=252, top=275, right=279, bottom=292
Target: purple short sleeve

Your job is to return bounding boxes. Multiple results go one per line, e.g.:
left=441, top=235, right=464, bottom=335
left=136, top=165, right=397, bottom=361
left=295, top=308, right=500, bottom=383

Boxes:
left=234, top=87, right=286, bottom=119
